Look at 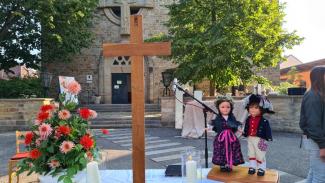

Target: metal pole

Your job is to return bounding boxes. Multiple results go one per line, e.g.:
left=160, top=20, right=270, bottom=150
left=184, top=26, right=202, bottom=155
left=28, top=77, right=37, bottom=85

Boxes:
left=203, top=110, right=208, bottom=168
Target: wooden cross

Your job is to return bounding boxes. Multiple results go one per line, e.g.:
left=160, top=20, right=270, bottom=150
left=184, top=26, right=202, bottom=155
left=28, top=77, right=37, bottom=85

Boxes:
left=102, top=15, right=171, bottom=183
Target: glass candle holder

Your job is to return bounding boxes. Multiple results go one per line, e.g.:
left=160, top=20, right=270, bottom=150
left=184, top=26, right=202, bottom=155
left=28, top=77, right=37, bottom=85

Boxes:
left=98, top=150, right=109, bottom=170
left=181, top=149, right=202, bottom=183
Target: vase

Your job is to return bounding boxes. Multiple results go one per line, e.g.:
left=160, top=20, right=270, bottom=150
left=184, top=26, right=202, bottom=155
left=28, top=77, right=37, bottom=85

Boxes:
left=39, top=170, right=86, bottom=183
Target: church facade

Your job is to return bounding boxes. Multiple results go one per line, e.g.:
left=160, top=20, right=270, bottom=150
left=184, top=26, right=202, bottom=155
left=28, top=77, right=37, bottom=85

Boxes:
left=46, top=0, right=176, bottom=104
left=45, top=0, right=279, bottom=104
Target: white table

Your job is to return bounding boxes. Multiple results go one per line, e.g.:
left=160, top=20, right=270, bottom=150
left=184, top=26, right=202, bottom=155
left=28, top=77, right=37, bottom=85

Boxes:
left=39, top=169, right=221, bottom=183
left=100, top=169, right=222, bottom=183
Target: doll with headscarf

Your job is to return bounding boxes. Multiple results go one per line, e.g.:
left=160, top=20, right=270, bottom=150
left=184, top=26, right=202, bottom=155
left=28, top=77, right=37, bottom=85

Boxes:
left=211, top=96, right=245, bottom=172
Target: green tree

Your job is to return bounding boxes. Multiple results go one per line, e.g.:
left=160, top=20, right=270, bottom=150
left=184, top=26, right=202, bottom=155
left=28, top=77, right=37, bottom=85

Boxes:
left=287, top=66, right=305, bottom=86
left=287, top=66, right=298, bottom=84
left=0, top=0, right=98, bottom=73
left=163, top=0, right=302, bottom=93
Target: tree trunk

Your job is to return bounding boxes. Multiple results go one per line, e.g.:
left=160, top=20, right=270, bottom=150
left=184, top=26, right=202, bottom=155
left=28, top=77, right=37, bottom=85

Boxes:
left=209, top=80, right=215, bottom=96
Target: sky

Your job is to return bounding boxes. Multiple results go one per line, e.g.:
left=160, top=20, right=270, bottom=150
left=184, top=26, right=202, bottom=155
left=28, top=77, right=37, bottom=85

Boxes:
left=281, top=0, right=325, bottom=63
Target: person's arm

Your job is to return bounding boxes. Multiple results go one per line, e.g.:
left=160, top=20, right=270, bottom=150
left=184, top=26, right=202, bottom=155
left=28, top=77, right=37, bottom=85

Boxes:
left=320, top=149, right=325, bottom=162
left=211, top=118, right=218, bottom=133
left=299, top=96, right=308, bottom=134
left=303, top=94, right=325, bottom=149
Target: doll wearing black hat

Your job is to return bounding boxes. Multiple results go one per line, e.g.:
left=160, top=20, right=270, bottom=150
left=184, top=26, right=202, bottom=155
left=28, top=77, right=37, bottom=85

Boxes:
left=242, top=94, right=273, bottom=176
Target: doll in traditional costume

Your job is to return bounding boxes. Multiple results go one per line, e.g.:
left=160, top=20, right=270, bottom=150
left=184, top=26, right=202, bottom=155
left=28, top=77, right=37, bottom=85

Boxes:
left=211, top=96, right=245, bottom=172
left=242, top=94, right=274, bottom=176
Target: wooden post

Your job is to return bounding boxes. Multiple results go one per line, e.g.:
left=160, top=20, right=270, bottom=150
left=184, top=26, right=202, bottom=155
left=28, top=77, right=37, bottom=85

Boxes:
left=130, top=16, right=145, bottom=182
left=102, top=15, right=171, bottom=183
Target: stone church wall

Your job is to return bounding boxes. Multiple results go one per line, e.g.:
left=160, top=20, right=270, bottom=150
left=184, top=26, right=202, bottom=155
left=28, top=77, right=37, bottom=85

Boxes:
left=46, top=0, right=176, bottom=104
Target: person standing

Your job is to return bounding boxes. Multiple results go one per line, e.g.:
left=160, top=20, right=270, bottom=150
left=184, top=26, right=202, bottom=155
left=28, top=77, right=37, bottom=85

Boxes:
left=300, top=66, right=325, bottom=183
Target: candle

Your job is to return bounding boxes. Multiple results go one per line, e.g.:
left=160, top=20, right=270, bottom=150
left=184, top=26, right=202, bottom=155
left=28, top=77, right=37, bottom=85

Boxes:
left=186, top=155, right=197, bottom=183
left=86, top=161, right=101, bottom=183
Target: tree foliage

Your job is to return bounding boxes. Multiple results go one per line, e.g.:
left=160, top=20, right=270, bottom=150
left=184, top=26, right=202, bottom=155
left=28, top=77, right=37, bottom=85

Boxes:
left=164, top=0, right=303, bottom=87
left=0, top=0, right=98, bottom=73
left=0, top=77, right=42, bottom=98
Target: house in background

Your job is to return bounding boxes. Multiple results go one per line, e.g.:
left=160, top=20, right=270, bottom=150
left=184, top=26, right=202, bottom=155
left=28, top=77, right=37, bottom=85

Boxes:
left=280, top=55, right=303, bottom=69
left=0, top=65, right=37, bottom=80
left=280, top=58, right=325, bottom=88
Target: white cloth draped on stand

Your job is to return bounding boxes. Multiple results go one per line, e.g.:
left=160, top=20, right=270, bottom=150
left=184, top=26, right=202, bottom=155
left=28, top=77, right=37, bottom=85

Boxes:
left=181, top=100, right=248, bottom=138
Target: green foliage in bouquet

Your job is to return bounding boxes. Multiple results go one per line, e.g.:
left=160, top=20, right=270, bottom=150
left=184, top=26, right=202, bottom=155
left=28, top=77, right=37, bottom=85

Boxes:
left=17, top=80, right=98, bottom=183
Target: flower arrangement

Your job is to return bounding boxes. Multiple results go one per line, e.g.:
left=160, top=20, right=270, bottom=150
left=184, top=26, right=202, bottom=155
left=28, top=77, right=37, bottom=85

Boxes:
left=17, top=80, right=100, bottom=182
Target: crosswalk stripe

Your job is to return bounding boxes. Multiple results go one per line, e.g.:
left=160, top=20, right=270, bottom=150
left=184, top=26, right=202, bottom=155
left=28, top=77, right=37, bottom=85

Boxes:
left=145, top=142, right=181, bottom=150
left=152, top=154, right=181, bottom=162
left=146, top=146, right=195, bottom=156
left=102, top=129, right=130, bottom=134
left=104, top=132, right=132, bottom=137
left=108, top=135, right=150, bottom=140
left=114, top=137, right=160, bottom=143
left=121, top=140, right=170, bottom=147
left=153, top=152, right=213, bottom=162
left=174, top=151, right=213, bottom=165
left=105, top=131, right=131, bottom=135
left=106, top=130, right=131, bottom=133
left=278, top=170, right=288, bottom=176
left=295, top=179, right=306, bottom=183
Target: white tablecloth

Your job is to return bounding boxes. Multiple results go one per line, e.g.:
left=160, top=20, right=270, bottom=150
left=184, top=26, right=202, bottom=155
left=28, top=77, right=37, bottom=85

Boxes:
left=39, top=169, right=221, bottom=183
left=182, top=100, right=248, bottom=138
left=100, top=169, right=222, bottom=183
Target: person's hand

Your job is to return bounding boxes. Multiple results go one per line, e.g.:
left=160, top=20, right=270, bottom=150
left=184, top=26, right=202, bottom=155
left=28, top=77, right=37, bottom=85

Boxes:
left=320, top=148, right=325, bottom=162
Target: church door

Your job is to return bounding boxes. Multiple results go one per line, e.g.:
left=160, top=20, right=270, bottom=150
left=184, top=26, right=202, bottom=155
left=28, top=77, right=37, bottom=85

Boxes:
left=112, top=73, right=131, bottom=104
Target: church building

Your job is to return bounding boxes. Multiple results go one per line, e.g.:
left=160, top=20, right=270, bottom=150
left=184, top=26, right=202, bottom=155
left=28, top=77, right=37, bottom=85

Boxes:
left=45, top=0, right=279, bottom=104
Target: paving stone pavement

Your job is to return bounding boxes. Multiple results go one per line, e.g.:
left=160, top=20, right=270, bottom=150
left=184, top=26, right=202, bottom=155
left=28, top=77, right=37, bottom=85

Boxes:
left=0, top=128, right=309, bottom=183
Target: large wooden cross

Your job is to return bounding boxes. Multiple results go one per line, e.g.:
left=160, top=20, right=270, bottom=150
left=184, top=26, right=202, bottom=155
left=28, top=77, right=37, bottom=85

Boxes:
left=102, top=15, right=171, bottom=183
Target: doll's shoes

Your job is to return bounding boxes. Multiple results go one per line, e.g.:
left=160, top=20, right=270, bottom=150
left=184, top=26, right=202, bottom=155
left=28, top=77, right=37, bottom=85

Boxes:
left=220, top=166, right=232, bottom=172
left=220, top=166, right=227, bottom=172
left=257, top=168, right=265, bottom=176
left=248, top=167, right=256, bottom=175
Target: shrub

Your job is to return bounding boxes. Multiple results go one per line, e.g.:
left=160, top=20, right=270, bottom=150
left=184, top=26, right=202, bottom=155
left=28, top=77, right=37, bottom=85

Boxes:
left=0, top=77, right=42, bottom=98
left=273, top=82, right=297, bottom=95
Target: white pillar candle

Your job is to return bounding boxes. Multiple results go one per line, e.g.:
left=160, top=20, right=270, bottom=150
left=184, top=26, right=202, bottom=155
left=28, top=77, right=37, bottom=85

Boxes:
left=86, top=161, right=101, bottom=183
left=186, top=155, right=197, bottom=183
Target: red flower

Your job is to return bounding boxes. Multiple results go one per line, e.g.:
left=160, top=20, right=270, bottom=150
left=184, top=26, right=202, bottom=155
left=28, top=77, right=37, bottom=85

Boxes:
left=40, top=104, right=54, bottom=112
left=80, top=135, right=94, bottom=150
left=101, top=129, right=109, bottom=135
left=24, top=132, right=34, bottom=145
left=30, top=149, right=42, bottom=159
left=79, top=108, right=91, bottom=120
left=58, top=125, right=71, bottom=136
left=37, top=112, right=50, bottom=122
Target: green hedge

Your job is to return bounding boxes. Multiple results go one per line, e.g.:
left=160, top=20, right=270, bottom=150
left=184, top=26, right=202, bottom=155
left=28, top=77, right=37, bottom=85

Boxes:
left=0, top=77, right=43, bottom=98
left=273, top=82, right=297, bottom=95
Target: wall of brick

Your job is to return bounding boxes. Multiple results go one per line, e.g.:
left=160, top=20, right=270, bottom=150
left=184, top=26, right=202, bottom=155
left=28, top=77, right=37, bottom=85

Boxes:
left=0, top=98, right=53, bottom=132
left=161, top=95, right=304, bottom=133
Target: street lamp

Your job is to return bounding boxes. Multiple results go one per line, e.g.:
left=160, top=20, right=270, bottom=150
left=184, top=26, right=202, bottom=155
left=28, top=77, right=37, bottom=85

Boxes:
left=161, top=70, right=174, bottom=96
left=41, top=70, right=53, bottom=98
